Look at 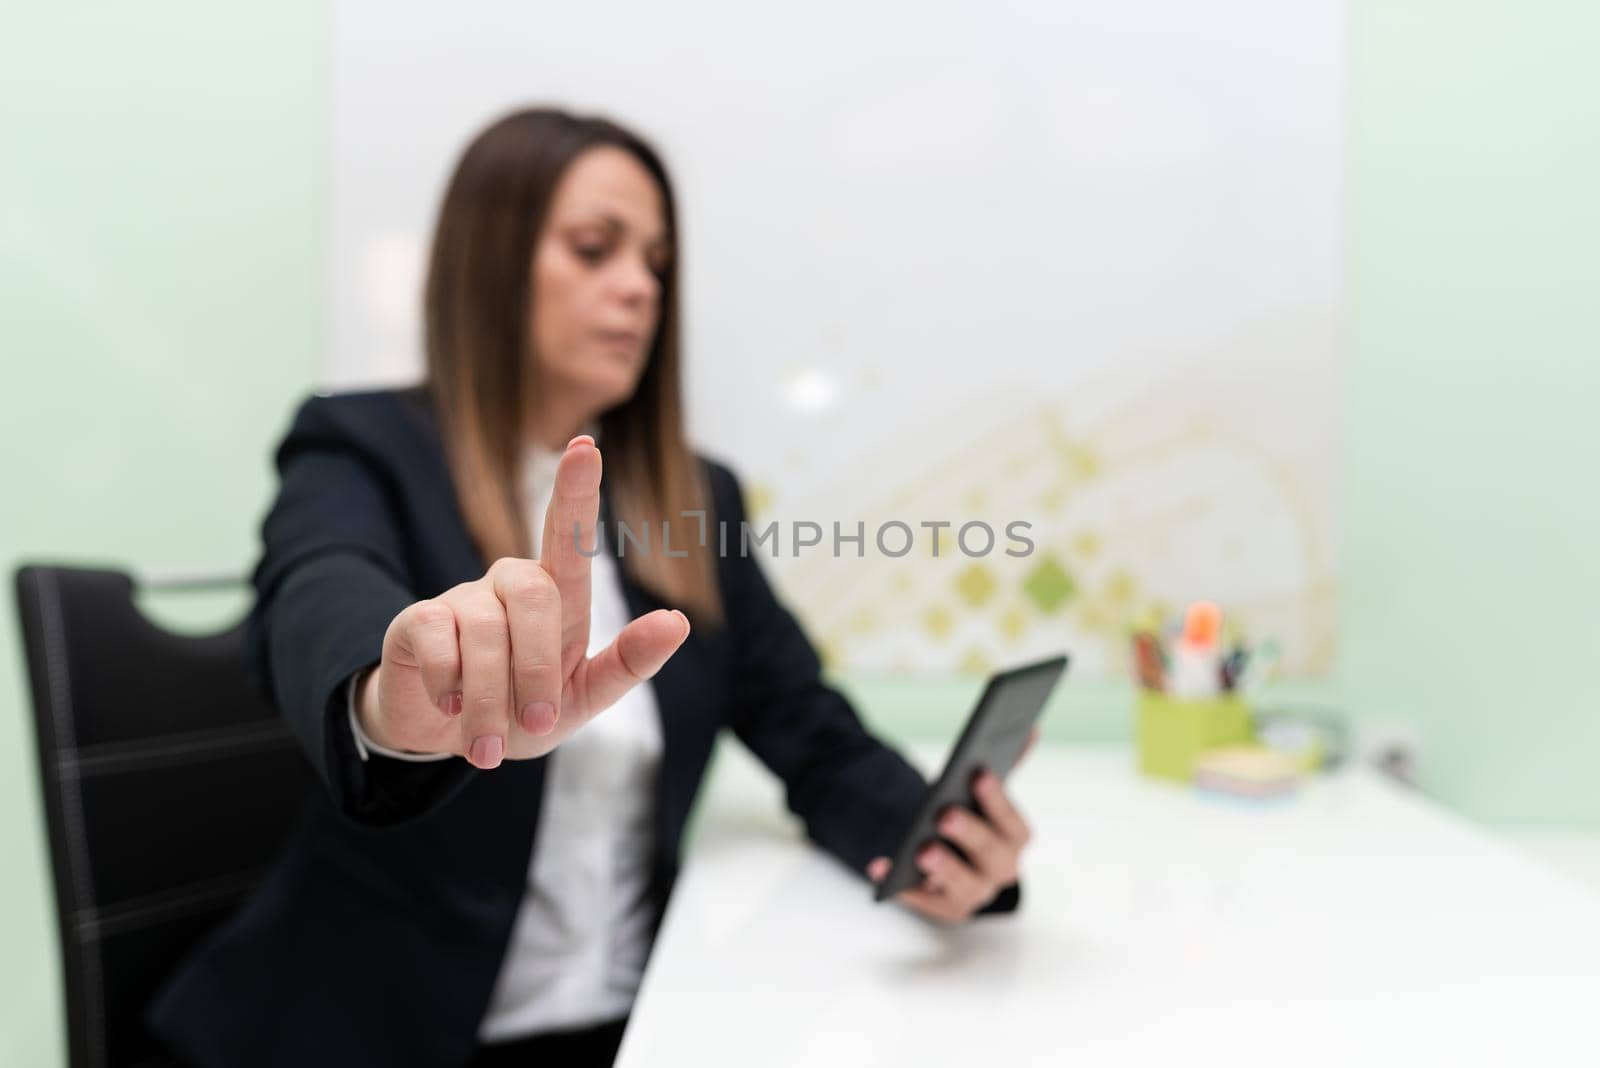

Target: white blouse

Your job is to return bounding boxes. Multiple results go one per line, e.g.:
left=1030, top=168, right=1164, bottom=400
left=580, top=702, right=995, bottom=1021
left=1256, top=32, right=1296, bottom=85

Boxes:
left=345, top=439, right=665, bottom=1039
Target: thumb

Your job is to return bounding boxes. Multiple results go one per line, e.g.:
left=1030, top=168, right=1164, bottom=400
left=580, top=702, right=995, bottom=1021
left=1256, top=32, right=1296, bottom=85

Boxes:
left=866, top=856, right=891, bottom=883
left=570, top=608, right=690, bottom=715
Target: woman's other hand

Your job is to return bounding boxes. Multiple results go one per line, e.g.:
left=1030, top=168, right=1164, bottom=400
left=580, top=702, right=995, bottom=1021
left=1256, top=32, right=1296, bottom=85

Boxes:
left=866, top=727, right=1039, bottom=923
left=356, top=435, right=690, bottom=768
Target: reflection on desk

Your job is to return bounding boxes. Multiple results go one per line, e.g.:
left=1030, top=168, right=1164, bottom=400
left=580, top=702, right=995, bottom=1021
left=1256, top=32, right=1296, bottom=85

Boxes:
left=618, top=743, right=1600, bottom=1067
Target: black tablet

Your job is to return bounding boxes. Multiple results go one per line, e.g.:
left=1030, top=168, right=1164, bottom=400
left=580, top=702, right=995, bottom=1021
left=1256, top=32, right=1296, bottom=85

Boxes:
left=874, top=653, right=1068, bottom=902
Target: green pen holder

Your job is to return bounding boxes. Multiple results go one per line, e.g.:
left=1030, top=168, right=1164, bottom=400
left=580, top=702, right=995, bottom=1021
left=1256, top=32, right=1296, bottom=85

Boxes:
left=1135, top=691, right=1255, bottom=782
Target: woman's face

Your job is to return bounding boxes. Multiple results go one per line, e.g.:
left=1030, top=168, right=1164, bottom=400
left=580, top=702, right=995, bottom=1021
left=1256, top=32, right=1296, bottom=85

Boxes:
left=529, top=145, right=671, bottom=415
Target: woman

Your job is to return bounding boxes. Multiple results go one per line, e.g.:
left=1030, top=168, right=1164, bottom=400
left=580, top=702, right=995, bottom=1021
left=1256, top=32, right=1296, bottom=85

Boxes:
left=150, top=107, right=1031, bottom=1068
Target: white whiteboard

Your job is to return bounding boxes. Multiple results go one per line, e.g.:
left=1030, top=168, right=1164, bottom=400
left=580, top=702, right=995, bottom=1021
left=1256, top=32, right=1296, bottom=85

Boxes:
left=331, top=0, right=1342, bottom=678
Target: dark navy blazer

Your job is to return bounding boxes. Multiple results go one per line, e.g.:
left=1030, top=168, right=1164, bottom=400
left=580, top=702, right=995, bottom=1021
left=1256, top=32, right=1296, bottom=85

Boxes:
left=149, top=385, right=1017, bottom=1067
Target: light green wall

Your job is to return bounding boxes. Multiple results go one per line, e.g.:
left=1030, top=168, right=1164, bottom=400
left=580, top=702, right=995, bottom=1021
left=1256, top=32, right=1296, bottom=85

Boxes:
left=3, top=0, right=1599, bottom=1062
left=1343, top=0, right=1600, bottom=826
left=0, top=4, right=325, bottom=1063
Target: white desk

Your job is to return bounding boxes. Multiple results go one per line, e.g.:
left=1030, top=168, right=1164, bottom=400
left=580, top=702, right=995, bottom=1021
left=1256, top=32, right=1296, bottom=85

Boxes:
left=617, top=744, right=1600, bottom=1067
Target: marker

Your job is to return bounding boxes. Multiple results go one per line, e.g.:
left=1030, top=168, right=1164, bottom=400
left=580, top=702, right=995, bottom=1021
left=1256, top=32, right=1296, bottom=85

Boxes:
left=1170, top=601, right=1223, bottom=698
left=1220, top=646, right=1249, bottom=691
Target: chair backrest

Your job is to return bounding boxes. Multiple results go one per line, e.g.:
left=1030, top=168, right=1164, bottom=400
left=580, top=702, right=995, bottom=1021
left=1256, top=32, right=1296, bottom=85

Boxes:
left=14, top=565, right=315, bottom=1068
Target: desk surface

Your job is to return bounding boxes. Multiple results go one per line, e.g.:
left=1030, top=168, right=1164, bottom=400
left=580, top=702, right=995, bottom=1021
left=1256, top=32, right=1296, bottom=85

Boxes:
left=617, top=744, right=1600, bottom=1067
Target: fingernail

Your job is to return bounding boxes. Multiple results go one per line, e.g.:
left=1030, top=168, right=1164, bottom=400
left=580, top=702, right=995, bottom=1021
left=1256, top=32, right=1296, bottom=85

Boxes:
left=672, top=609, right=691, bottom=634
left=520, top=700, right=557, bottom=735
left=567, top=434, right=594, bottom=450
left=470, top=735, right=504, bottom=769
left=439, top=691, right=463, bottom=716
left=918, top=848, right=941, bottom=870
left=939, top=812, right=960, bottom=835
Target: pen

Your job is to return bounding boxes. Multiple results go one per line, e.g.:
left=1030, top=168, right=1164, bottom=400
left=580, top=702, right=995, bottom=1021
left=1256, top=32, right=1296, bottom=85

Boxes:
left=1220, top=646, right=1249, bottom=691
left=1132, top=632, right=1167, bottom=691
left=1234, top=639, right=1279, bottom=695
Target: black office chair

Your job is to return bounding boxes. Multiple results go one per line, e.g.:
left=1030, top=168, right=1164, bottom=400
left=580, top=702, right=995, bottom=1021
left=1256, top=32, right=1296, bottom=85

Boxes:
left=14, top=565, right=315, bottom=1068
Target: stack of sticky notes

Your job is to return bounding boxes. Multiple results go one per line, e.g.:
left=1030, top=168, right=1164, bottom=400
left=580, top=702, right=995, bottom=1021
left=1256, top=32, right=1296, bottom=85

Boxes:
left=1193, top=745, right=1302, bottom=799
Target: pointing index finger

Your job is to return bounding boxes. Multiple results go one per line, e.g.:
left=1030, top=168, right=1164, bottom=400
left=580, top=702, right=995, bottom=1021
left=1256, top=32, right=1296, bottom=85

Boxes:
left=539, top=435, right=600, bottom=676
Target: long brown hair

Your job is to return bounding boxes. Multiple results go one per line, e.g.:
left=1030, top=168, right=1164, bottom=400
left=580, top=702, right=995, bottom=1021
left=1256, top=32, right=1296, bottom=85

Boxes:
left=423, top=106, right=721, bottom=624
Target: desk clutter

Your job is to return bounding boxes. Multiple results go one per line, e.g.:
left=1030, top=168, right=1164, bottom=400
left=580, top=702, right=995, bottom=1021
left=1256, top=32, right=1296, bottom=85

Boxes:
left=1131, top=601, right=1342, bottom=798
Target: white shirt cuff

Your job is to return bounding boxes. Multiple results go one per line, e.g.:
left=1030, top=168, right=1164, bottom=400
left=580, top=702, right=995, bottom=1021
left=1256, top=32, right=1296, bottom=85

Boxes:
left=346, top=672, right=454, bottom=763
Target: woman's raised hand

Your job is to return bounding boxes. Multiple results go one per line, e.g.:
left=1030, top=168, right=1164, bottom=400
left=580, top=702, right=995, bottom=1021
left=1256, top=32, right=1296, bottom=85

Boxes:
left=355, top=435, right=691, bottom=768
